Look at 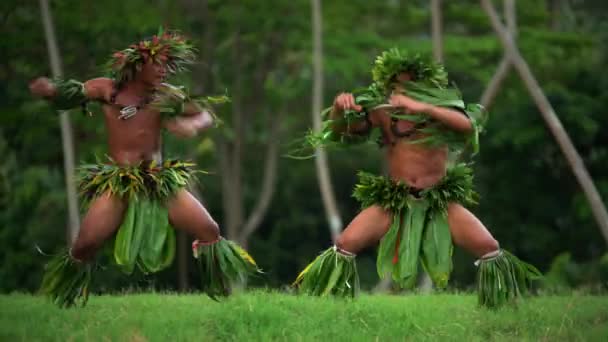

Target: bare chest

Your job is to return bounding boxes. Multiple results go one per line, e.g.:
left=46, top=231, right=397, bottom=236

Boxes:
left=102, top=104, right=162, bottom=138
left=370, top=109, right=424, bottom=146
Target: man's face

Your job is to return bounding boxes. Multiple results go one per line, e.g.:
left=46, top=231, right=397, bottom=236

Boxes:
left=395, top=72, right=412, bottom=83
left=138, top=60, right=167, bottom=86
left=390, top=72, right=412, bottom=92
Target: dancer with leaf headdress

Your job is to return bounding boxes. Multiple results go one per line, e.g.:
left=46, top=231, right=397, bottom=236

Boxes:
left=294, top=48, right=540, bottom=308
left=29, top=29, right=258, bottom=308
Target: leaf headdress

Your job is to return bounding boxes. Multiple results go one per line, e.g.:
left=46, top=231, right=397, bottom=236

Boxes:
left=106, top=28, right=196, bottom=86
left=372, top=48, right=448, bottom=92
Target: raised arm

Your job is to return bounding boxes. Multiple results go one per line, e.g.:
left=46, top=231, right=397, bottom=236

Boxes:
left=29, top=77, right=113, bottom=109
left=389, top=93, right=473, bottom=133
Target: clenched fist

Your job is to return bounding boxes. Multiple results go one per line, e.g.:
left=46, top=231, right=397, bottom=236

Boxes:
left=29, top=77, right=56, bottom=98
left=333, top=92, right=362, bottom=112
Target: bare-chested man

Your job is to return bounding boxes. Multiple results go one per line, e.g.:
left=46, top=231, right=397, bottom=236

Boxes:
left=30, top=30, right=258, bottom=307
left=295, top=48, right=539, bottom=308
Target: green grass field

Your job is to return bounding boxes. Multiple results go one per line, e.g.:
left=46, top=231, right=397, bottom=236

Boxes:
left=1, top=292, right=607, bottom=341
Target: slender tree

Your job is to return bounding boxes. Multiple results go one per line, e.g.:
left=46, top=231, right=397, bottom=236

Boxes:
left=481, top=0, right=608, bottom=245
left=214, top=8, right=283, bottom=248
left=480, top=0, right=516, bottom=109
left=39, top=0, right=80, bottom=243
left=311, top=0, right=343, bottom=242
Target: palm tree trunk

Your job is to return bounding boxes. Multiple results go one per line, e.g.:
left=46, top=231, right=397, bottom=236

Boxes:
left=311, top=0, right=343, bottom=242
left=39, top=0, right=80, bottom=244
left=431, top=0, right=443, bottom=64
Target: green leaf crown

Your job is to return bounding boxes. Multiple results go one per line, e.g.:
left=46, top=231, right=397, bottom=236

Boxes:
left=106, top=28, right=196, bottom=85
left=372, top=48, right=448, bottom=92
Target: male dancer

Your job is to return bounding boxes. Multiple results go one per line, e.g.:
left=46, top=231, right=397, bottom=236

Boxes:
left=30, top=29, right=258, bottom=307
left=295, top=48, right=540, bottom=308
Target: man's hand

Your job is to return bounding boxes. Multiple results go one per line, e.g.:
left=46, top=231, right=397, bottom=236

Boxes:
left=29, top=77, right=56, bottom=98
left=164, top=110, right=214, bottom=138
left=333, top=92, right=362, bottom=112
left=389, top=94, right=430, bottom=114
left=390, top=93, right=473, bottom=132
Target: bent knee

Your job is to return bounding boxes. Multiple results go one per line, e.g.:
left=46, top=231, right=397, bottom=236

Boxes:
left=335, top=234, right=358, bottom=254
left=195, top=219, right=220, bottom=242
left=207, top=220, right=220, bottom=240
left=478, top=238, right=500, bottom=257
left=71, top=238, right=101, bottom=261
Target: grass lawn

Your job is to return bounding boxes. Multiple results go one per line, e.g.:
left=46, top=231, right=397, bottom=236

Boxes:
left=1, top=291, right=607, bottom=341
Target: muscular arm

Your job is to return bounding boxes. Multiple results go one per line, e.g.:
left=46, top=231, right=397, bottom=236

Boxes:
left=389, top=94, right=472, bottom=133
left=29, top=76, right=113, bottom=107
left=164, top=101, right=214, bottom=138
left=424, top=105, right=472, bottom=133
left=82, top=78, right=113, bottom=102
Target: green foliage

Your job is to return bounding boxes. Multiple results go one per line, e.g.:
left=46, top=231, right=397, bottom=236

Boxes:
left=113, top=199, right=175, bottom=275
left=542, top=252, right=608, bottom=293
left=194, top=239, right=261, bottom=300
left=48, top=78, right=88, bottom=111
left=476, top=250, right=542, bottom=309
left=600, top=254, right=608, bottom=287
left=372, top=47, right=448, bottom=91
left=79, top=159, right=197, bottom=202
left=106, top=29, right=196, bottom=86
left=394, top=82, right=486, bottom=153
left=147, top=82, right=229, bottom=121
left=354, top=163, right=476, bottom=212
left=38, top=250, right=92, bottom=308
left=421, top=211, right=453, bottom=288
left=294, top=246, right=360, bottom=297
left=354, top=164, right=476, bottom=288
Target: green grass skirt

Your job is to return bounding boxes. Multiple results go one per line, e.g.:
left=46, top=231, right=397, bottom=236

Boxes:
left=353, top=163, right=476, bottom=289
left=78, top=159, right=197, bottom=275
left=40, top=159, right=196, bottom=307
left=293, top=165, right=474, bottom=296
left=295, top=164, right=540, bottom=307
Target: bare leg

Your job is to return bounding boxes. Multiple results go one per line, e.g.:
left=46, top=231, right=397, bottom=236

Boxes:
left=447, top=203, right=499, bottom=258
left=71, top=191, right=128, bottom=261
left=336, top=205, right=392, bottom=254
left=167, top=189, right=220, bottom=242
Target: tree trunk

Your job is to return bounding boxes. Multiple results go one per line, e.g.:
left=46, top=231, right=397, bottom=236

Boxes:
left=39, top=0, right=80, bottom=244
left=311, top=0, right=343, bottom=242
left=481, top=0, right=608, bottom=244
left=216, top=27, right=281, bottom=247
left=200, top=0, right=215, bottom=93
left=430, top=0, right=443, bottom=64
left=480, top=0, right=516, bottom=109
left=238, top=114, right=282, bottom=247
left=223, top=30, right=245, bottom=241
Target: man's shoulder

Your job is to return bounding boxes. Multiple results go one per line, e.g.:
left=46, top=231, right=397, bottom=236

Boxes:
left=86, top=77, right=114, bottom=89
left=156, top=83, right=188, bottom=101
left=83, top=77, right=114, bottom=101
